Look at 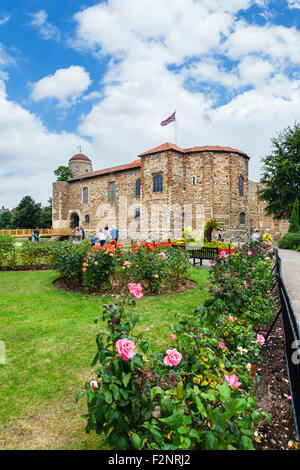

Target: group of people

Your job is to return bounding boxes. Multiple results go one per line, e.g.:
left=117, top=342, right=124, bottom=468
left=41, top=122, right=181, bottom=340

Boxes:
left=72, top=225, right=119, bottom=246
left=74, top=226, right=85, bottom=243
left=93, top=226, right=119, bottom=247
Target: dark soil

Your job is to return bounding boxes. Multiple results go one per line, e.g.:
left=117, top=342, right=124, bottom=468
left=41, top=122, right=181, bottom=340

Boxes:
left=254, top=293, right=298, bottom=450
left=53, top=277, right=197, bottom=297
left=0, top=264, right=50, bottom=271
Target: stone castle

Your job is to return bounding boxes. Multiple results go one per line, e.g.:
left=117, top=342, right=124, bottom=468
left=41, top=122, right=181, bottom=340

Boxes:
left=52, top=142, right=289, bottom=243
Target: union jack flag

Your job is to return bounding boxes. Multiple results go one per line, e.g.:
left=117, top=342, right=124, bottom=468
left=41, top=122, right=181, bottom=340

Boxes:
left=160, top=111, right=176, bottom=126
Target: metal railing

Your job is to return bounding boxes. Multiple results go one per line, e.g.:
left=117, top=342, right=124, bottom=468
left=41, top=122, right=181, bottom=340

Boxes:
left=266, top=250, right=300, bottom=443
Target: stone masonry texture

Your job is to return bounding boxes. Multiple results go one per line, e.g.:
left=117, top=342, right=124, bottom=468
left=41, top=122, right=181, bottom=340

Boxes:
left=52, top=143, right=289, bottom=243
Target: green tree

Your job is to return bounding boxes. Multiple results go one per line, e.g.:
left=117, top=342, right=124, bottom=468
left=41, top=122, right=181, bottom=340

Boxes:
left=39, top=197, right=52, bottom=228
left=204, top=219, right=224, bottom=242
left=0, top=210, right=12, bottom=228
left=11, top=196, right=42, bottom=229
left=54, top=165, right=73, bottom=181
left=288, top=197, right=300, bottom=233
left=259, top=123, right=300, bottom=220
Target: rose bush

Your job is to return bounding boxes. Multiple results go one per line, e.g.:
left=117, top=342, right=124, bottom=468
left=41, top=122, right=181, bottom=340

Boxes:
left=78, top=242, right=275, bottom=450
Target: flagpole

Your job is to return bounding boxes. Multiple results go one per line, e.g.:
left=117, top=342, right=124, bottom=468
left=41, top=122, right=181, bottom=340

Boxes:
left=175, top=111, right=177, bottom=145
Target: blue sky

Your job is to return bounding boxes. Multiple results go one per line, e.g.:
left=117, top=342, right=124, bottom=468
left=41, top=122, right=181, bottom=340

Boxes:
left=0, top=0, right=300, bottom=208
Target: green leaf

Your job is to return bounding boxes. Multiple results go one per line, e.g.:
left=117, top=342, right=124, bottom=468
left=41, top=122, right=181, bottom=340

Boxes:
left=122, top=372, right=131, bottom=388
left=218, top=383, right=231, bottom=402
left=176, top=381, right=184, bottom=399
left=75, top=391, right=85, bottom=402
left=151, top=386, right=163, bottom=401
left=240, top=435, right=254, bottom=450
left=103, top=389, right=113, bottom=404
left=228, top=398, right=248, bottom=416
left=196, top=397, right=207, bottom=418
left=132, top=433, right=142, bottom=450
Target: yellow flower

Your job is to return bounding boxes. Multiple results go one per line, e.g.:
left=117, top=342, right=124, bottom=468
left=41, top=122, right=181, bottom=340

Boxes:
left=94, top=261, right=98, bottom=265
left=193, top=377, right=200, bottom=384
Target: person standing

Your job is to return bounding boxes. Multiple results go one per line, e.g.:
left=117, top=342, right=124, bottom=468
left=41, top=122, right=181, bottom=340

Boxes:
left=33, top=226, right=40, bottom=242
left=251, top=230, right=261, bottom=243
left=104, top=225, right=109, bottom=243
left=96, top=229, right=106, bottom=247
left=111, top=227, right=119, bottom=242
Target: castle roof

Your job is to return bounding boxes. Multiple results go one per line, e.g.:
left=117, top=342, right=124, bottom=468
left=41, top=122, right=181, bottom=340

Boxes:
left=138, top=142, right=249, bottom=159
left=69, top=153, right=91, bottom=162
left=68, top=159, right=141, bottom=182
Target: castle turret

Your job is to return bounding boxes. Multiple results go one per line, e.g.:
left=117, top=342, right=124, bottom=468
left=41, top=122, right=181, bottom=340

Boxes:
left=68, top=153, right=93, bottom=177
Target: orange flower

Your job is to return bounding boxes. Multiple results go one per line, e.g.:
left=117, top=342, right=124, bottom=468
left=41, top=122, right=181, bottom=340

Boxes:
left=154, top=274, right=159, bottom=279
left=82, top=268, right=87, bottom=272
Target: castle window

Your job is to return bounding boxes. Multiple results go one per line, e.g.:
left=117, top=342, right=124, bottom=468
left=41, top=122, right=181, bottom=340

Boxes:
left=85, top=214, right=90, bottom=224
left=108, top=182, right=115, bottom=201
left=136, top=178, right=141, bottom=197
left=192, top=176, right=196, bottom=185
left=83, top=187, right=88, bottom=204
left=135, top=208, right=140, bottom=220
left=240, top=212, right=246, bottom=225
left=238, top=175, right=244, bottom=196
left=153, top=174, right=163, bottom=193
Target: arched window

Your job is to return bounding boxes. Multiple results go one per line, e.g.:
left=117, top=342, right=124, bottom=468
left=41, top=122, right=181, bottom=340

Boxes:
left=135, top=208, right=140, bottom=220
left=85, top=215, right=90, bottom=224
left=240, top=212, right=246, bottom=225
left=153, top=174, right=163, bottom=193
left=238, top=175, right=244, bottom=196
left=108, top=182, right=115, bottom=201
left=136, top=178, right=141, bottom=197
left=83, top=187, right=88, bottom=204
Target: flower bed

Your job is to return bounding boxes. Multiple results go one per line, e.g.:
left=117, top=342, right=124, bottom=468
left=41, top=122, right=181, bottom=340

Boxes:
left=0, top=234, right=54, bottom=269
left=77, top=242, right=279, bottom=450
left=51, top=241, right=191, bottom=295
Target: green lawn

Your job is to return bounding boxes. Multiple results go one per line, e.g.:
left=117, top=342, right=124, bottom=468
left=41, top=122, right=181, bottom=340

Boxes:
left=0, top=267, right=209, bottom=450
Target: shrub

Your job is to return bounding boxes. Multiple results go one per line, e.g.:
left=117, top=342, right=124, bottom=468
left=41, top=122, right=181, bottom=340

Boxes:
left=20, top=239, right=53, bottom=266
left=278, top=232, right=300, bottom=250
left=82, top=243, right=119, bottom=292
left=50, top=240, right=90, bottom=285
left=78, top=242, right=274, bottom=450
left=0, top=234, right=16, bottom=267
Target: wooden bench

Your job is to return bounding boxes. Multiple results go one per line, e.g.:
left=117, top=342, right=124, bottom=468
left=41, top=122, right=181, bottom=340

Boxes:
left=186, top=246, right=219, bottom=266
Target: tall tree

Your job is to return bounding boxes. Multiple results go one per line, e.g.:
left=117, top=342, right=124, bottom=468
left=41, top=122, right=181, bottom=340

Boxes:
left=288, top=197, right=300, bottom=233
left=11, top=196, right=41, bottom=229
left=259, top=123, right=300, bottom=220
left=0, top=210, right=12, bottom=228
left=39, top=197, right=52, bottom=228
left=54, top=165, right=73, bottom=181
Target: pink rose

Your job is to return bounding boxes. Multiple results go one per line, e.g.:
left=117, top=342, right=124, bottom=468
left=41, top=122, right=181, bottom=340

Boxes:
left=164, top=348, right=182, bottom=366
left=219, top=341, right=226, bottom=349
left=224, top=374, right=242, bottom=388
left=169, top=333, right=176, bottom=340
left=116, top=338, right=136, bottom=360
left=220, top=250, right=227, bottom=257
left=247, top=251, right=252, bottom=256
left=225, top=273, right=228, bottom=277
left=257, top=334, right=265, bottom=345
left=128, top=282, right=143, bottom=299
left=90, top=380, right=99, bottom=389
left=228, top=316, right=234, bottom=322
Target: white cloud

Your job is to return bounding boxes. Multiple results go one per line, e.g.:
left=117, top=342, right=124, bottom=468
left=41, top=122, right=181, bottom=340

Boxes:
left=1, top=0, right=300, bottom=209
left=70, top=0, right=300, bottom=184
left=287, top=0, right=300, bottom=9
left=0, top=15, right=10, bottom=26
left=0, top=79, right=94, bottom=208
left=29, top=65, right=92, bottom=106
left=223, top=21, right=300, bottom=63
left=29, top=10, right=60, bottom=41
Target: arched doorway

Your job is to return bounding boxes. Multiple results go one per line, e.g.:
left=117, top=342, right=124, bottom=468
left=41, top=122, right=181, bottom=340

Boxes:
left=70, top=212, right=79, bottom=228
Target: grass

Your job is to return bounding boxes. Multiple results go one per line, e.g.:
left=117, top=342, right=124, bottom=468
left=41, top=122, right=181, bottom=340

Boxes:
left=0, top=266, right=210, bottom=450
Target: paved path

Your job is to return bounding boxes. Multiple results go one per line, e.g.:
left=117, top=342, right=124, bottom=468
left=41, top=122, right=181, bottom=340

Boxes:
left=278, top=249, right=300, bottom=330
